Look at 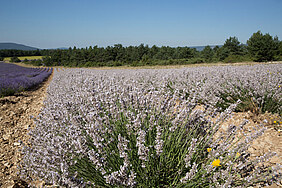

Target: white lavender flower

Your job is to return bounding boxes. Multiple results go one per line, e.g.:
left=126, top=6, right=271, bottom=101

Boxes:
left=19, top=64, right=282, bottom=187
left=155, top=125, right=164, bottom=156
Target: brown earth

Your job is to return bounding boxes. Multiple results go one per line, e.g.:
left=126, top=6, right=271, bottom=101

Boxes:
left=192, top=104, right=282, bottom=187
left=221, top=111, right=281, bottom=165
left=221, top=112, right=282, bottom=188
left=0, top=72, right=53, bottom=188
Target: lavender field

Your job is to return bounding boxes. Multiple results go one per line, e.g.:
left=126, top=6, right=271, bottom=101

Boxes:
left=0, top=63, right=52, bottom=97
left=21, top=64, right=281, bottom=187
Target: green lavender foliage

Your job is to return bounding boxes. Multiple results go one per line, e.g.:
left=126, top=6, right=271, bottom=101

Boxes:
left=20, top=64, right=281, bottom=187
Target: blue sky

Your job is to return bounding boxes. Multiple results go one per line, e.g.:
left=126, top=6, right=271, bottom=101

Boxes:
left=0, top=0, right=281, bottom=49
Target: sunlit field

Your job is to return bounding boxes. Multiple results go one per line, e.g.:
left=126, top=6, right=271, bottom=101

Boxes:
left=20, top=64, right=281, bottom=187
left=4, top=56, right=43, bottom=61
left=0, top=62, right=52, bottom=97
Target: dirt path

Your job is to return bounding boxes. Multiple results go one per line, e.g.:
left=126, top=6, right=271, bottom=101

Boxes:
left=0, top=73, right=53, bottom=188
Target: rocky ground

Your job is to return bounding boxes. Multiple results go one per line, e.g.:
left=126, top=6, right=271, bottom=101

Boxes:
left=222, top=111, right=281, bottom=164
left=0, top=66, right=281, bottom=187
left=0, top=73, right=53, bottom=188
left=221, top=112, right=282, bottom=188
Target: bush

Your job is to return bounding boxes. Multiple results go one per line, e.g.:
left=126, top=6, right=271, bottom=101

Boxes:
left=22, top=58, right=29, bottom=64
left=215, top=82, right=282, bottom=114
left=247, top=31, right=279, bottom=62
left=188, top=58, right=204, bottom=64
left=10, top=56, right=21, bottom=62
left=30, top=59, right=43, bottom=66
left=223, top=55, right=251, bottom=63
left=22, top=96, right=280, bottom=187
left=0, top=87, right=18, bottom=97
left=68, top=101, right=279, bottom=187
left=20, top=67, right=281, bottom=187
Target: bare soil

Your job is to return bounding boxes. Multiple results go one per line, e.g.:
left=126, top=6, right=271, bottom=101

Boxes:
left=221, top=112, right=282, bottom=187
left=0, top=73, right=53, bottom=188
left=221, top=111, right=281, bottom=164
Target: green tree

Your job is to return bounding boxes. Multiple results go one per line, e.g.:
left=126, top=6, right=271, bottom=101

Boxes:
left=278, top=41, right=282, bottom=60
left=213, top=45, right=220, bottom=53
left=150, top=45, right=159, bottom=59
left=201, top=45, right=214, bottom=62
left=223, top=36, right=243, bottom=55
left=247, top=31, right=279, bottom=62
left=42, top=56, right=53, bottom=66
left=11, top=56, right=21, bottom=62
left=179, top=47, right=195, bottom=59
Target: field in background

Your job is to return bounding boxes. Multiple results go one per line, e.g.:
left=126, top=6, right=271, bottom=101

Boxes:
left=21, top=61, right=282, bottom=70
left=3, top=60, right=281, bottom=71
left=87, top=61, right=281, bottom=70
left=0, top=62, right=53, bottom=97
left=4, top=56, right=43, bottom=61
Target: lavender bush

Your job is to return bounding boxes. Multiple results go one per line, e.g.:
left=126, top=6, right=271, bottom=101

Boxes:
left=20, top=64, right=281, bottom=187
left=0, top=62, right=52, bottom=97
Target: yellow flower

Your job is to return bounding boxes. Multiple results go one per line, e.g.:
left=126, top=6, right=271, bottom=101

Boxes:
left=212, top=159, right=221, bottom=167
left=279, top=85, right=281, bottom=88
left=274, top=121, right=277, bottom=124
left=207, top=148, right=212, bottom=152
left=235, top=152, right=241, bottom=158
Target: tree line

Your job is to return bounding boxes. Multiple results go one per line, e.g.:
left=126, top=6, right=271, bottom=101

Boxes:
left=1, top=31, right=281, bottom=67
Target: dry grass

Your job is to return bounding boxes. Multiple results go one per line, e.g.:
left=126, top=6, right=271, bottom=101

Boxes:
left=2, top=61, right=50, bottom=68
left=4, top=60, right=282, bottom=70
left=4, top=56, right=43, bottom=61
left=84, top=61, right=282, bottom=70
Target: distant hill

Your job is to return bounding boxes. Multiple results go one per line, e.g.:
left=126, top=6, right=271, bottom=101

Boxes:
left=49, top=47, right=68, bottom=50
left=0, top=43, right=225, bottom=51
left=190, top=45, right=223, bottom=51
left=0, top=43, right=39, bottom=50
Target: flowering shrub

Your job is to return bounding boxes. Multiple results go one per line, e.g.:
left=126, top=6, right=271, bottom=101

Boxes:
left=20, top=64, right=281, bottom=187
left=0, top=62, right=52, bottom=97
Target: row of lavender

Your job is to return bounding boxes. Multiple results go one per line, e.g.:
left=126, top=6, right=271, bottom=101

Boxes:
left=21, top=64, right=281, bottom=187
left=0, top=63, right=52, bottom=97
